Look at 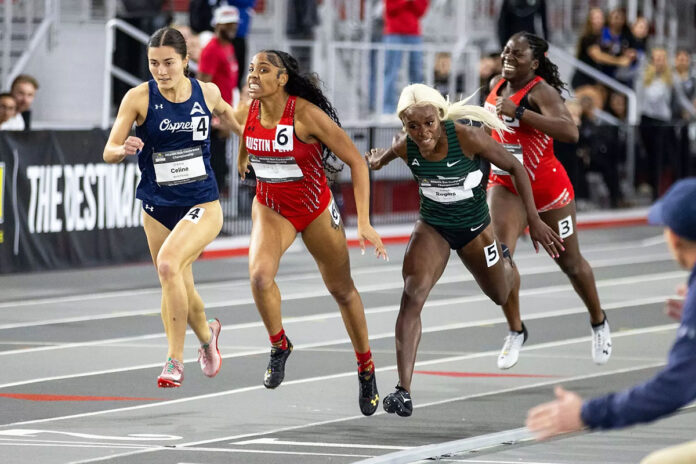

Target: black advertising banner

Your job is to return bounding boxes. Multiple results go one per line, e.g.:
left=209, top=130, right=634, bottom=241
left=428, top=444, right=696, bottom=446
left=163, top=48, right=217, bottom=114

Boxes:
left=0, top=130, right=150, bottom=274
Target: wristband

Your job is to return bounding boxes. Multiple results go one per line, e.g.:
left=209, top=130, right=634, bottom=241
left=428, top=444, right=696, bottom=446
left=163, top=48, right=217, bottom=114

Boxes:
left=514, top=105, right=526, bottom=121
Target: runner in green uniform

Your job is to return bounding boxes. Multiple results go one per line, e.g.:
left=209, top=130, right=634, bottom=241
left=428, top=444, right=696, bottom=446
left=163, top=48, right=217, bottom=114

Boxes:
left=365, top=83, right=562, bottom=417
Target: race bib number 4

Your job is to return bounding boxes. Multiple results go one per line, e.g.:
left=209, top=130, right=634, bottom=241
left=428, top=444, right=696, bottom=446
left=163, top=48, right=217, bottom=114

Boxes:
left=153, top=146, right=208, bottom=186
left=183, top=206, right=205, bottom=224
left=191, top=116, right=209, bottom=141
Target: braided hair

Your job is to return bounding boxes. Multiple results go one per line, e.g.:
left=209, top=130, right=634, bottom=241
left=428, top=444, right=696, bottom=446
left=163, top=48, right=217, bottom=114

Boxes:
left=261, top=49, right=344, bottom=179
left=512, top=32, right=568, bottom=95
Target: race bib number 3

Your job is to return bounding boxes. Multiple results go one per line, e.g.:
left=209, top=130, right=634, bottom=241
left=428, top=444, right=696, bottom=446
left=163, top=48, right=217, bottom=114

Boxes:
left=558, top=215, right=574, bottom=239
left=274, top=124, right=294, bottom=152
left=184, top=206, right=205, bottom=224
left=485, top=241, right=500, bottom=267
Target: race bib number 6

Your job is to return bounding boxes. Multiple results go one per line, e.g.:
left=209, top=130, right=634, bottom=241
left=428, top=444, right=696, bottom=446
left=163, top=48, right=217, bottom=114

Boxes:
left=274, top=124, right=294, bottom=151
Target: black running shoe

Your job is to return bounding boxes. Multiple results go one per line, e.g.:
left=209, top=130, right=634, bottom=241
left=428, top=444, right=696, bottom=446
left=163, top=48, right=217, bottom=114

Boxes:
left=358, top=369, right=379, bottom=416
left=263, top=337, right=293, bottom=389
left=383, top=385, right=412, bottom=417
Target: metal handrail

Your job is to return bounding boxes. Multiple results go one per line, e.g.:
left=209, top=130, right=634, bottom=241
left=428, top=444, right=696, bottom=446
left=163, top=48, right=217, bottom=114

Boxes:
left=548, top=44, right=638, bottom=125
left=101, top=18, right=149, bottom=129
left=2, top=0, right=58, bottom=90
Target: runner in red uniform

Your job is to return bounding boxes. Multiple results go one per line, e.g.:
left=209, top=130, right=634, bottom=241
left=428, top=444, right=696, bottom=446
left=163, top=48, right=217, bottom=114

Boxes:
left=485, top=32, right=612, bottom=369
left=235, top=50, right=387, bottom=416
left=244, top=95, right=331, bottom=231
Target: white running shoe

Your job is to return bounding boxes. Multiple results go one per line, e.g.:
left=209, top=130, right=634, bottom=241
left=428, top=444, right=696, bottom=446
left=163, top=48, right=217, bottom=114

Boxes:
left=198, top=318, right=222, bottom=377
left=592, top=313, right=612, bottom=365
left=497, top=323, right=528, bottom=369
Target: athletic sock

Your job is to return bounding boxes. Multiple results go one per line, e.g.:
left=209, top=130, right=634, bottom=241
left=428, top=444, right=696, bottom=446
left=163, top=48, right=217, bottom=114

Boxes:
left=356, top=349, right=374, bottom=374
left=270, top=329, right=288, bottom=350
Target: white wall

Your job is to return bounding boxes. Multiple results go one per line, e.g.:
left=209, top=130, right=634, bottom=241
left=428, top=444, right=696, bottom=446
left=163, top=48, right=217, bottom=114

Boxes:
left=24, top=21, right=106, bottom=129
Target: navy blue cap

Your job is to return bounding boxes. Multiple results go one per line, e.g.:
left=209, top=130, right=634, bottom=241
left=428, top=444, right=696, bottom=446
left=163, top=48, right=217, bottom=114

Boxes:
left=647, top=178, right=696, bottom=241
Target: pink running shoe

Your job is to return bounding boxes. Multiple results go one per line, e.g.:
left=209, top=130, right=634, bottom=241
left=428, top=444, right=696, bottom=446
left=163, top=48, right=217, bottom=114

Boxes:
left=157, top=358, right=184, bottom=388
left=198, top=318, right=222, bottom=377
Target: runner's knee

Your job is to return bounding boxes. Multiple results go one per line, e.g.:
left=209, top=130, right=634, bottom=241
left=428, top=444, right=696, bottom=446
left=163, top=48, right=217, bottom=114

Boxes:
left=249, top=265, right=276, bottom=292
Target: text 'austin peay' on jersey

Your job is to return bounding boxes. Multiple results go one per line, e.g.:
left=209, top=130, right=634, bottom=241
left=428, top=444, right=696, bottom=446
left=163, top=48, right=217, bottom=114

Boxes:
left=243, top=95, right=330, bottom=218
left=135, top=78, right=219, bottom=207
left=484, top=76, right=574, bottom=212
left=406, top=119, right=489, bottom=229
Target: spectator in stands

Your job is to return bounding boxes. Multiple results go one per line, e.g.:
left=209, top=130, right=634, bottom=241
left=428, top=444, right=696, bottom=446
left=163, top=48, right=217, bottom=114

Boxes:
left=173, top=25, right=202, bottom=77
left=479, top=52, right=502, bottom=105
left=286, top=0, right=320, bottom=73
left=198, top=5, right=240, bottom=195
left=10, top=74, right=39, bottom=131
left=433, top=52, right=464, bottom=98
left=638, top=46, right=675, bottom=198
left=228, top=1, right=257, bottom=90
left=0, top=92, right=23, bottom=131
left=526, top=177, right=696, bottom=464
left=497, top=0, right=548, bottom=49
left=672, top=49, right=696, bottom=178
left=577, top=94, right=623, bottom=208
left=382, top=0, right=429, bottom=114
left=571, top=8, right=634, bottom=104
left=599, top=8, right=636, bottom=88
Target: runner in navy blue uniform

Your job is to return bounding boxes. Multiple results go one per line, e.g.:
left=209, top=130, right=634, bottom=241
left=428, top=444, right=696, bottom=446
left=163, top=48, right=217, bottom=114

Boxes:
left=103, top=27, right=242, bottom=388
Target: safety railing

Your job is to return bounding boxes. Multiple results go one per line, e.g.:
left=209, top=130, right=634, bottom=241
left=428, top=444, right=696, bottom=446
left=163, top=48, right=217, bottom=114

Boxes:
left=548, top=44, right=639, bottom=194
left=1, top=0, right=59, bottom=90
left=101, top=18, right=149, bottom=129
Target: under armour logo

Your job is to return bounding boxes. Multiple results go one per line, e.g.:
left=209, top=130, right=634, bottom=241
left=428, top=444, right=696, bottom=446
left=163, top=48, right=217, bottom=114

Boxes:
left=144, top=204, right=154, bottom=212
left=154, top=104, right=163, bottom=110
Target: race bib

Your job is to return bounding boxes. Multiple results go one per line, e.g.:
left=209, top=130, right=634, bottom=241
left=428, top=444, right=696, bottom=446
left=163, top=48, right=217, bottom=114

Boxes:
left=274, top=124, right=294, bottom=152
left=419, top=170, right=483, bottom=204
left=153, top=146, right=207, bottom=186
left=491, top=144, right=523, bottom=176
left=249, top=154, right=304, bottom=183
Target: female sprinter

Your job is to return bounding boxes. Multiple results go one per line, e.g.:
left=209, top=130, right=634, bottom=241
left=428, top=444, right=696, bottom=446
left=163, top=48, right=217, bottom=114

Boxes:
left=103, top=27, right=241, bottom=387
left=365, top=83, right=562, bottom=416
left=235, top=50, right=387, bottom=416
left=485, top=32, right=612, bottom=367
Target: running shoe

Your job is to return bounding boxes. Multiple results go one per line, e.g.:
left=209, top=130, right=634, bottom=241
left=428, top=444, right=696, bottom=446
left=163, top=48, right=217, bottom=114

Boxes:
left=383, top=385, right=412, bottom=417
left=592, top=312, right=612, bottom=365
left=497, top=323, right=528, bottom=369
left=358, top=368, right=379, bottom=416
left=263, top=337, right=293, bottom=389
left=157, top=357, right=184, bottom=388
left=198, top=318, right=222, bottom=378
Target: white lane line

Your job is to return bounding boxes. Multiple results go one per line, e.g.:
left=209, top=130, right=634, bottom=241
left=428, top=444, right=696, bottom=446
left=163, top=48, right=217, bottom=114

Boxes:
left=231, top=437, right=409, bottom=450
left=0, top=272, right=677, bottom=365
left=0, top=252, right=678, bottom=330
left=63, top=354, right=670, bottom=464
left=68, top=447, right=373, bottom=463
left=0, top=236, right=666, bottom=311
left=0, top=323, right=675, bottom=429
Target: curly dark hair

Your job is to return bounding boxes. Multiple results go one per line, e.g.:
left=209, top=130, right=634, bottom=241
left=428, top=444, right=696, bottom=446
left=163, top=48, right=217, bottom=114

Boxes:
left=260, top=49, right=343, bottom=179
left=512, top=32, right=568, bottom=95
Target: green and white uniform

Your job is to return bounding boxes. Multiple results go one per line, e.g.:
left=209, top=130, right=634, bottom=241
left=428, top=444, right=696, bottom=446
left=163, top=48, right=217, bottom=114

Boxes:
left=406, top=120, right=490, bottom=243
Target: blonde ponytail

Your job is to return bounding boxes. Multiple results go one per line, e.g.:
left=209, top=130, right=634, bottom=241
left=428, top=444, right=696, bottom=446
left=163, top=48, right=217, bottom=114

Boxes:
left=396, top=83, right=509, bottom=134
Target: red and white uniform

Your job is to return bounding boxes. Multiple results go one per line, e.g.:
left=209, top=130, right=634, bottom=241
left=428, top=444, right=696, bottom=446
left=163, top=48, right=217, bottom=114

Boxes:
left=484, top=76, right=574, bottom=212
left=244, top=96, right=331, bottom=231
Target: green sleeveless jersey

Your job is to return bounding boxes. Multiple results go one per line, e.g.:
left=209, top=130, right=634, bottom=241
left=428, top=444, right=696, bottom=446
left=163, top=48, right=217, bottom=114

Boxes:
left=406, top=119, right=489, bottom=228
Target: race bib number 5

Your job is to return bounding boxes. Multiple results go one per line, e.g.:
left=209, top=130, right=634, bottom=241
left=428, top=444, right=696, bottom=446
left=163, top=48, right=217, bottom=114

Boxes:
left=485, top=241, right=500, bottom=267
